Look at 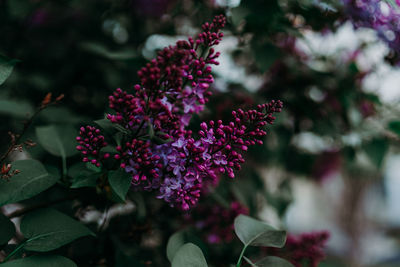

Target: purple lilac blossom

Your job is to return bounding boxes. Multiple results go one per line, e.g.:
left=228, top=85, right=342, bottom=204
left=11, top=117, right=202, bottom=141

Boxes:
left=77, top=15, right=283, bottom=210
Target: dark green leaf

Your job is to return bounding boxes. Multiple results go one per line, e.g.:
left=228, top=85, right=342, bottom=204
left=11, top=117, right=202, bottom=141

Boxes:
left=388, top=121, right=400, bottom=137
left=152, top=136, right=173, bottom=145
left=39, top=107, right=84, bottom=124
left=0, top=55, right=18, bottom=86
left=0, top=160, right=58, bottom=206
left=234, top=215, right=286, bottom=248
left=71, top=173, right=98, bottom=188
left=363, top=138, right=388, bottom=169
left=113, top=124, right=130, bottom=134
left=108, top=169, right=131, bottom=201
left=148, top=123, right=155, bottom=139
left=35, top=125, right=78, bottom=158
left=0, top=99, right=33, bottom=118
left=20, top=208, right=95, bottom=252
left=68, top=162, right=96, bottom=177
left=45, top=165, right=61, bottom=181
left=94, top=118, right=115, bottom=134
left=0, top=213, right=15, bottom=245
left=68, top=163, right=99, bottom=188
left=171, top=243, right=208, bottom=267
left=1, top=255, right=77, bottom=267
left=85, top=162, right=102, bottom=173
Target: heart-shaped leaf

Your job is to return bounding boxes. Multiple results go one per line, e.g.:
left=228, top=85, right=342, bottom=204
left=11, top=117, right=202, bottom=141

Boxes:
left=20, top=208, right=95, bottom=252
left=234, top=215, right=286, bottom=248
left=0, top=55, right=18, bottom=86
left=1, top=255, right=77, bottom=267
left=0, top=213, right=15, bottom=245
left=0, top=160, right=58, bottom=206
left=108, top=169, right=131, bottom=201
left=35, top=125, right=78, bottom=158
left=171, top=243, right=208, bottom=267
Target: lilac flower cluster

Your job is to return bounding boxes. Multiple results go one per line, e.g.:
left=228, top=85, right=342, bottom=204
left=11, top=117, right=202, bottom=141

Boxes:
left=77, top=15, right=283, bottom=210
left=156, top=101, right=282, bottom=210
left=76, top=126, right=109, bottom=167
left=343, top=0, right=400, bottom=60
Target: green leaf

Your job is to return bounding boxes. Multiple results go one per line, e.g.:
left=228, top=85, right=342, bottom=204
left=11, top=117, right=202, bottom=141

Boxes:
left=363, top=138, right=388, bottom=169
left=20, top=208, right=95, bottom=252
left=39, top=107, right=85, bottom=124
left=108, top=169, right=131, bottom=201
left=94, top=118, right=115, bottom=134
left=113, top=124, right=130, bottom=134
left=1, top=255, right=77, bottom=267
left=234, top=215, right=286, bottom=248
left=0, top=99, right=33, bottom=118
left=70, top=173, right=98, bottom=188
left=0, top=55, right=18, bottom=86
left=85, top=162, right=102, bottom=173
left=388, top=121, right=400, bottom=137
left=45, top=165, right=61, bottom=180
left=0, top=160, right=58, bottom=206
left=167, top=231, right=186, bottom=262
left=171, top=243, right=208, bottom=267
left=245, top=256, right=294, bottom=267
left=148, top=123, right=155, bottom=139
left=35, top=125, right=78, bottom=158
left=0, top=213, right=15, bottom=245
left=68, top=163, right=99, bottom=188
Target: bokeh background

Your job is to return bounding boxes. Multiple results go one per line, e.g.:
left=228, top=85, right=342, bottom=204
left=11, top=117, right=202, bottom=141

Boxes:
left=2, top=0, right=400, bottom=266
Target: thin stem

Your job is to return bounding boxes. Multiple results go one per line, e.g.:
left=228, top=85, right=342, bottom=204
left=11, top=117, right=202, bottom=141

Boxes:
left=133, top=120, right=146, bottom=138
left=3, top=240, right=27, bottom=262
left=0, top=98, right=62, bottom=165
left=236, top=245, right=247, bottom=267
left=62, top=156, right=67, bottom=178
